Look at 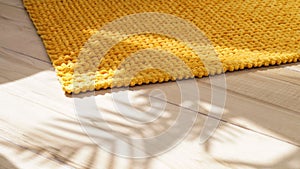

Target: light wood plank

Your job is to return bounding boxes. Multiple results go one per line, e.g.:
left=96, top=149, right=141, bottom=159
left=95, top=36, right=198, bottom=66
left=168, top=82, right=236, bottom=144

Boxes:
left=1, top=87, right=299, bottom=169
left=198, top=122, right=300, bottom=169
left=0, top=0, right=24, bottom=8
left=0, top=137, right=69, bottom=169
left=0, top=47, right=51, bottom=84
left=256, top=64, right=300, bottom=86
left=0, top=3, right=50, bottom=62
left=129, top=70, right=300, bottom=146
left=0, top=88, right=230, bottom=169
left=216, top=64, right=300, bottom=113
left=0, top=3, right=27, bottom=24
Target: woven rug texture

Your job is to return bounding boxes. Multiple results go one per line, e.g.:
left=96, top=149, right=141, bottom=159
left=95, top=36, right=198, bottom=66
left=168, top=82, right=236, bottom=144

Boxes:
left=24, top=0, right=300, bottom=93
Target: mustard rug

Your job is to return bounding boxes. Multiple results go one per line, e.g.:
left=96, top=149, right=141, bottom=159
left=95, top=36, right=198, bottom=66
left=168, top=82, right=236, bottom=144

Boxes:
left=24, top=0, right=300, bottom=94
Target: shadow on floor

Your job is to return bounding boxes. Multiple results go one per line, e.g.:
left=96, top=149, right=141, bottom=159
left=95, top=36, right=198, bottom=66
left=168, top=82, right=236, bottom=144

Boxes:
left=0, top=154, right=18, bottom=169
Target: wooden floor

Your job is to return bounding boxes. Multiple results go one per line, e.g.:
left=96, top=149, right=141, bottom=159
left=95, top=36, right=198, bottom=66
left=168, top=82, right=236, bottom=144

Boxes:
left=1, top=0, right=300, bottom=168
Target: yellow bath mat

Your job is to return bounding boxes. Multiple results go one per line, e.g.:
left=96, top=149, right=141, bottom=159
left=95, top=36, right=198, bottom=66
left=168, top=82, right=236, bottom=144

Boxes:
left=24, top=0, right=300, bottom=94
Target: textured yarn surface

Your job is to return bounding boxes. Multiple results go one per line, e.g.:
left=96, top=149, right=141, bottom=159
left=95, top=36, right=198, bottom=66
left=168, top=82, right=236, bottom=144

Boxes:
left=24, top=0, right=300, bottom=94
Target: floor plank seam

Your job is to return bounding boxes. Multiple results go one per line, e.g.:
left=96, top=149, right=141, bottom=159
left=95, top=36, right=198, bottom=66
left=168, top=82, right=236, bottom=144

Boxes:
left=199, top=81, right=300, bottom=116
left=149, top=95, right=300, bottom=147
left=254, top=72, right=300, bottom=90
left=1, top=46, right=52, bottom=65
